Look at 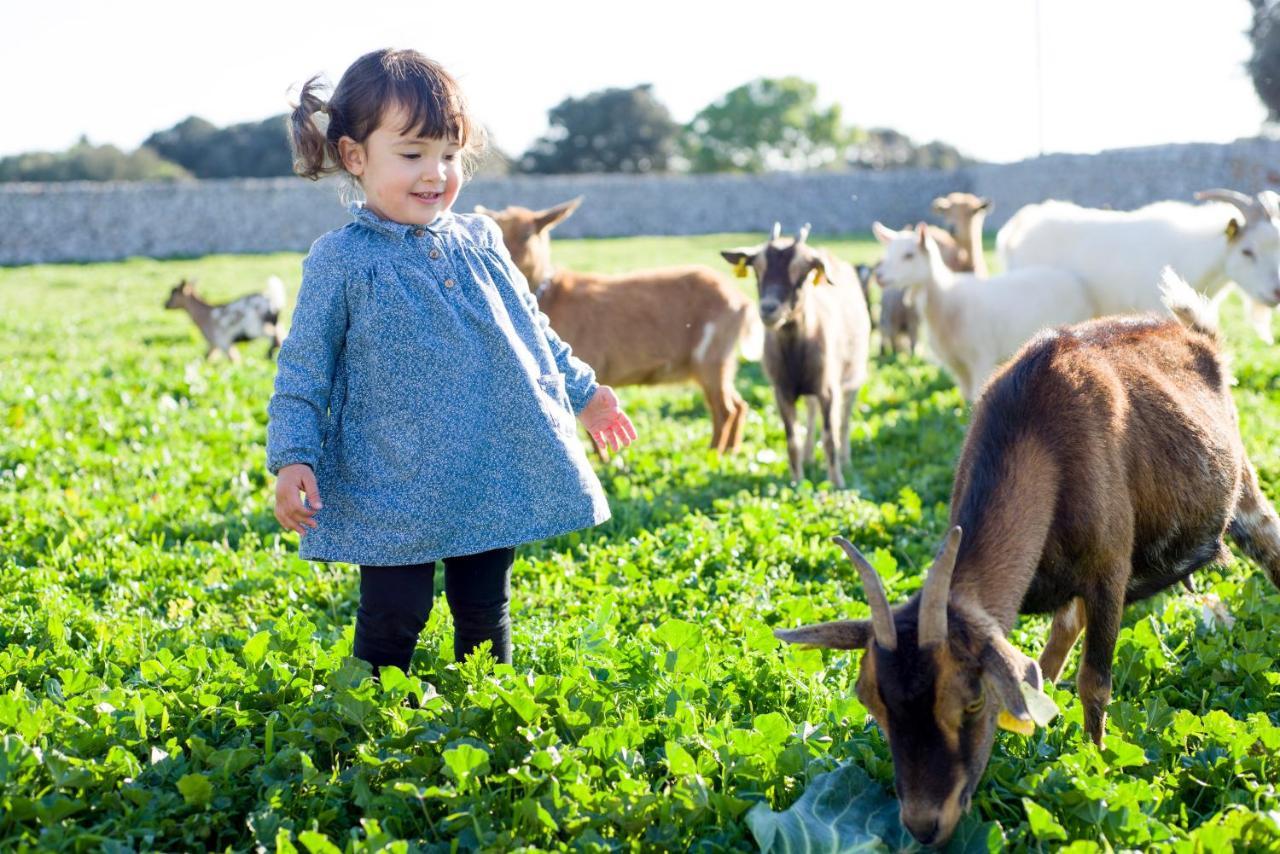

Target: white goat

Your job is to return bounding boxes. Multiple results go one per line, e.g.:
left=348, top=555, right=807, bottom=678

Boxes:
left=874, top=222, right=1093, bottom=401
left=997, top=189, right=1280, bottom=341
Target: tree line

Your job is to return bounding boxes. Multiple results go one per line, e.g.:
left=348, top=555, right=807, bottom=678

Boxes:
left=0, top=77, right=972, bottom=182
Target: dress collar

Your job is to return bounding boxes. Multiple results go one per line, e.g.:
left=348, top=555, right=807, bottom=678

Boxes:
left=349, top=202, right=453, bottom=239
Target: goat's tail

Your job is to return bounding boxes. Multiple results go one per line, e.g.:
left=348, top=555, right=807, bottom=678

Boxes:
left=265, top=276, right=288, bottom=314
left=1159, top=267, right=1218, bottom=340
left=738, top=303, right=764, bottom=362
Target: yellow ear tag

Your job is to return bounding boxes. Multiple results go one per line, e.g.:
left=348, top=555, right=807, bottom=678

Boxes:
left=997, top=683, right=1060, bottom=736
left=813, top=270, right=827, bottom=286
left=733, top=259, right=748, bottom=279
left=1226, top=218, right=1241, bottom=241
left=997, top=711, right=1036, bottom=736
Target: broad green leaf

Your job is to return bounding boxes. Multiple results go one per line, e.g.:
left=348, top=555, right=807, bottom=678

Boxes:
left=176, top=773, right=213, bottom=808
left=746, top=763, right=916, bottom=853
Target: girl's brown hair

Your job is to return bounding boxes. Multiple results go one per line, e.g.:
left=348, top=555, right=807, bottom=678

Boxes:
left=288, top=48, right=483, bottom=181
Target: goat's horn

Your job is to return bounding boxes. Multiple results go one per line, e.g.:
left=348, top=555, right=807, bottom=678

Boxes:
left=917, top=526, right=962, bottom=647
left=771, top=222, right=782, bottom=241
left=833, top=536, right=897, bottom=650
left=1196, top=189, right=1266, bottom=223
left=797, top=223, right=812, bottom=245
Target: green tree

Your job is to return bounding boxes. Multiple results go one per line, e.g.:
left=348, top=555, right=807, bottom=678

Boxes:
left=0, top=136, right=190, bottom=182
left=1247, top=0, right=1280, bottom=120
left=145, top=115, right=294, bottom=179
left=683, top=77, right=850, bottom=173
left=519, top=85, right=678, bottom=174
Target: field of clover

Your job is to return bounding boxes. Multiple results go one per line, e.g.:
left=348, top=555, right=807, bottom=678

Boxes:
left=1, top=232, right=1279, bottom=852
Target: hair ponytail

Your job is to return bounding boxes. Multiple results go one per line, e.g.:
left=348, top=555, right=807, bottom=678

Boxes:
left=288, top=75, right=338, bottom=180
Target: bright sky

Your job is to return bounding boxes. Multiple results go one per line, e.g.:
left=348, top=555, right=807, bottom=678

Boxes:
left=3, top=1, right=1269, bottom=165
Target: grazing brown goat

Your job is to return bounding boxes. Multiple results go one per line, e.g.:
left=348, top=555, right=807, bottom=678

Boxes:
left=775, top=272, right=1280, bottom=847
left=477, top=198, right=762, bottom=453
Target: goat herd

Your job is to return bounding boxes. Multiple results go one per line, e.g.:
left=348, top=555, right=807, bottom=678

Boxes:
left=163, top=189, right=1280, bottom=847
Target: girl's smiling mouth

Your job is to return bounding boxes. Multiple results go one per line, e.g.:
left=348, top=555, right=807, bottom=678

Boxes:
left=413, top=191, right=443, bottom=203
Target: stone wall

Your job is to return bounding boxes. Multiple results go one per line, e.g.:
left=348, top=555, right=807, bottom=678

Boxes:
left=3, top=137, right=1279, bottom=265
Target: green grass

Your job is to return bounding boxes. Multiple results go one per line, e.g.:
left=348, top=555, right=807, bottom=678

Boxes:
left=1, top=235, right=1279, bottom=851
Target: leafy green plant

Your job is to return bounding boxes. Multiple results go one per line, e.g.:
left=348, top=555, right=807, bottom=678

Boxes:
left=0, top=237, right=1277, bottom=850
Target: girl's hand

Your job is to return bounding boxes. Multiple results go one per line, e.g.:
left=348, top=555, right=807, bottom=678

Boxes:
left=275, top=463, right=323, bottom=535
left=578, top=386, right=637, bottom=452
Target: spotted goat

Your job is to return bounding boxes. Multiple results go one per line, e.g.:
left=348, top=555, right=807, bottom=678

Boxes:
left=775, top=271, right=1280, bottom=846
left=164, top=276, right=287, bottom=361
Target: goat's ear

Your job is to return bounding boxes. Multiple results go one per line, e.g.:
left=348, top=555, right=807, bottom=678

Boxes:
left=979, top=634, right=1044, bottom=732
left=916, top=222, right=929, bottom=249
left=872, top=221, right=897, bottom=245
left=1226, top=218, right=1242, bottom=242
left=536, top=197, right=582, bottom=232
left=979, top=197, right=993, bottom=212
left=932, top=196, right=951, bottom=213
left=774, top=619, right=873, bottom=650
left=720, top=248, right=758, bottom=267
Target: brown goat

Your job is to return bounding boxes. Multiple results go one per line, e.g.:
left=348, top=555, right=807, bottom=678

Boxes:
left=721, top=224, right=871, bottom=488
left=477, top=198, right=761, bottom=453
left=932, top=192, right=992, bottom=276
left=775, top=274, right=1280, bottom=846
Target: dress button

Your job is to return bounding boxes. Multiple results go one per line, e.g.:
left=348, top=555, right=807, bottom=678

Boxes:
left=413, top=227, right=425, bottom=237
left=444, top=278, right=456, bottom=288
left=429, top=248, right=441, bottom=259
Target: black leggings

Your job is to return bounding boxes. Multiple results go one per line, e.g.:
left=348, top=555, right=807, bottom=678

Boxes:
left=353, top=547, right=514, bottom=673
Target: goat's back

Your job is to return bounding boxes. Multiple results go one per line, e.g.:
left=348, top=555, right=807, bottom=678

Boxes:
left=543, top=265, right=752, bottom=386
left=997, top=200, right=1235, bottom=315
left=954, top=313, right=1243, bottom=613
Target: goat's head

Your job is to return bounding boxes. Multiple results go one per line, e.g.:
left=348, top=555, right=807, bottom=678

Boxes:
left=932, top=193, right=992, bottom=230
left=872, top=222, right=942, bottom=297
left=164, top=280, right=196, bottom=310
left=1197, top=189, right=1280, bottom=308
left=720, top=223, right=835, bottom=328
left=475, top=197, right=581, bottom=290
left=775, top=528, right=1043, bottom=847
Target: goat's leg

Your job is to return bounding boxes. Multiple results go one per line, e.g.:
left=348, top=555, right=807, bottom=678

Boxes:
left=1039, top=597, right=1085, bottom=685
left=817, top=389, right=845, bottom=489
left=839, top=388, right=856, bottom=468
left=1228, top=458, right=1280, bottom=590
left=801, top=397, right=819, bottom=464
left=1078, top=580, right=1125, bottom=748
left=726, top=391, right=749, bottom=453
left=227, top=346, right=242, bottom=365
left=774, top=390, right=803, bottom=483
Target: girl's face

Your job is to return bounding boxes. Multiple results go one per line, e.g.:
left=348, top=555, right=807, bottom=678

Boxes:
left=339, top=104, right=463, bottom=226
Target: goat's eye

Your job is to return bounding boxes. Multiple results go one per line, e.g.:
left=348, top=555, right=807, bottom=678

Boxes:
left=964, top=695, right=985, bottom=714
left=1242, top=248, right=1256, bottom=260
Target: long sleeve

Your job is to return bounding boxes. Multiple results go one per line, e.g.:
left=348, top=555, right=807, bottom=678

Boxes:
left=480, top=218, right=599, bottom=412
left=517, top=287, right=599, bottom=413
left=265, top=242, right=348, bottom=475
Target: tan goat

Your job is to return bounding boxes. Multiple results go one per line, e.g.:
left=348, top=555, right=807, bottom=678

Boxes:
left=477, top=198, right=762, bottom=453
left=932, top=192, right=992, bottom=276
left=775, top=272, right=1280, bottom=847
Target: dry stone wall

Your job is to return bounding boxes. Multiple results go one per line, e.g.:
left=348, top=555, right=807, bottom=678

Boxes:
left=3, top=138, right=1279, bottom=265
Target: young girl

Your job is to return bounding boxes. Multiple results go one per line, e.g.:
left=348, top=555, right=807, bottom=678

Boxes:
left=268, top=48, right=635, bottom=674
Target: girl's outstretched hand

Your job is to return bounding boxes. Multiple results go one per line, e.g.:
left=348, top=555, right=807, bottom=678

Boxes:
left=578, top=386, right=637, bottom=452
left=275, top=463, right=322, bottom=536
